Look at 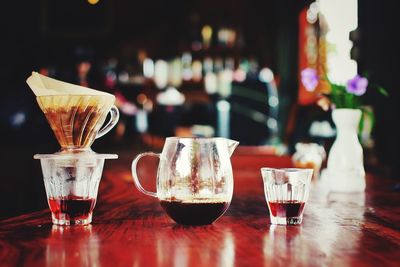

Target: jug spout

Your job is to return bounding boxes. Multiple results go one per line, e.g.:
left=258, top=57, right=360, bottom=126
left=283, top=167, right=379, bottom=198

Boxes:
left=227, top=139, right=239, bottom=157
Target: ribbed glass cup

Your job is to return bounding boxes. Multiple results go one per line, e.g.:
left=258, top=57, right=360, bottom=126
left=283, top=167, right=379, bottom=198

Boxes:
left=261, top=168, right=313, bottom=225
left=34, top=152, right=117, bottom=225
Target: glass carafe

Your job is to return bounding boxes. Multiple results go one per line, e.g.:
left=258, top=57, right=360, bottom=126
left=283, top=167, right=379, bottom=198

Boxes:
left=131, top=137, right=239, bottom=225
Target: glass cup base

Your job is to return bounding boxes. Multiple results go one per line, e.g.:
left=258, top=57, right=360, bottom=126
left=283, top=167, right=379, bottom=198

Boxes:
left=270, top=215, right=303, bottom=225
left=51, top=214, right=93, bottom=226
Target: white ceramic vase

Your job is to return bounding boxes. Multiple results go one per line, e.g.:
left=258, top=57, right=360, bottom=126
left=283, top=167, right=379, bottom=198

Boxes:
left=326, top=108, right=366, bottom=192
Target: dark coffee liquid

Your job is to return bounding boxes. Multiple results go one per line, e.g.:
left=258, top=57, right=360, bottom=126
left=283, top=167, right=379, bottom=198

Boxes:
left=268, top=200, right=305, bottom=217
left=160, top=199, right=230, bottom=225
left=48, top=196, right=96, bottom=221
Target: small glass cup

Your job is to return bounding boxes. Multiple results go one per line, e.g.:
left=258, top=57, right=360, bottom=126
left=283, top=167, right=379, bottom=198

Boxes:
left=34, top=152, right=117, bottom=225
left=261, top=168, right=313, bottom=225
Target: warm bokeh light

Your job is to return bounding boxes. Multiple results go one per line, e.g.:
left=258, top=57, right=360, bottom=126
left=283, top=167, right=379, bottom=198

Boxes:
left=87, top=0, right=100, bottom=5
left=192, top=60, right=203, bottom=82
left=201, top=25, right=213, bottom=47
left=137, top=94, right=148, bottom=105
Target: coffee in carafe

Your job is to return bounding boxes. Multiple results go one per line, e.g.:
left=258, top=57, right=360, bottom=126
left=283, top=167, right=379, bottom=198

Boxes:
left=131, top=137, right=239, bottom=226
left=160, top=199, right=230, bottom=225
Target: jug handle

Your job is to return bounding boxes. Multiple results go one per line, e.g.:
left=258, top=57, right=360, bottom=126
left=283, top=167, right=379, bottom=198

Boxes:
left=96, top=105, right=120, bottom=139
left=131, top=152, right=159, bottom=198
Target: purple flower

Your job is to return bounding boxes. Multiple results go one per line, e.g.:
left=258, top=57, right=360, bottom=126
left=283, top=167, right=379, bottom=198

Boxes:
left=301, top=68, right=319, bottom=91
left=346, top=75, right=368, bottom=96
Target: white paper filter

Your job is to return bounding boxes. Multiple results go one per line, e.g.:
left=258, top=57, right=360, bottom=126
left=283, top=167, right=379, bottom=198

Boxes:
left=26, top=71, right=115, bottom=100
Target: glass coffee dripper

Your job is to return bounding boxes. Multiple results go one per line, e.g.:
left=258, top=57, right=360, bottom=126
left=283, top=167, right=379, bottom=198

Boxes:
left=33, top=95, right=119, bottom=225
left=36, top=94, right=119, bottom=152
left=27, top=72, right=120, bottom=225
left=131, top=137, right=239, bottom=225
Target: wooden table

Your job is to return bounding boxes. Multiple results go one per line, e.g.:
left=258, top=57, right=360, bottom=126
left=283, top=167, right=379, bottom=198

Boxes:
left=1, top=148, right=399, bottom=266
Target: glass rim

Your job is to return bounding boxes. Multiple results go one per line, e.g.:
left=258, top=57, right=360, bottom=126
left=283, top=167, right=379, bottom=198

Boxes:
left=261, top=167, right=313, bottom=173
left=165, top=137, right=237, bottom=141
left=36, top=94, right=115, bottom=98
left=34, top=152, right=118, bottom=160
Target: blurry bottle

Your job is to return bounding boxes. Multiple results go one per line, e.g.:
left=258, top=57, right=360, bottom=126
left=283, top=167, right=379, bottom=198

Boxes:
left=225, top=57, right=235, bottom=71
left=203, top=57, right=213, bottom=74
left=214, top=57, right=224, bottom=73
left=154, top=60, right=169, bottom=89
left=181, top=52, right=192, bottom=81
left=205, top=72, right=218, bottom=94
left=192, top=60, right=202, bottom=82
left=217, top=69, right=233, bottom=98
left=168, top=58, right=183, bottom=87
left=143, top=58, right=155, bottom=78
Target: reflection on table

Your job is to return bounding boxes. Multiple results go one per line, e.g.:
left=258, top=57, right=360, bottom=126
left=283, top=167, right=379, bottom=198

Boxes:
left=0, top=148, right=399, bottom=266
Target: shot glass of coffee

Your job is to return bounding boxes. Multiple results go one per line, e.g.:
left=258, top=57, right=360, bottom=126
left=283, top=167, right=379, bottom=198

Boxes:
left=261, top=168, right=313, bottom=225
left=34, top=152, right=117, bottom=225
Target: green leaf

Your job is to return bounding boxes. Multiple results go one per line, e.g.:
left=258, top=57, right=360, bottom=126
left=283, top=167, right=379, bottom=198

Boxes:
left=377, top=86, right=389, bottom=97
left=362, top=71, right=371, bottom=79
left=359, top=109, right=365, bottom=136
left=359, top=106, right=375, bottom=135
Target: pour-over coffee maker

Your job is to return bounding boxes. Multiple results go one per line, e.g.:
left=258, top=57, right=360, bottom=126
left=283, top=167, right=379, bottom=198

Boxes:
left=36, top=94, right=119, bottom=153
left=27, top=72, right=119, bottom=225
left=27, top=72, right=120, bottom=153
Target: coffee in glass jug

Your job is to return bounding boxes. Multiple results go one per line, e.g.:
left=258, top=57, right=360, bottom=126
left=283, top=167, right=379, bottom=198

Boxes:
left=131, top=137, right=239, bottom=225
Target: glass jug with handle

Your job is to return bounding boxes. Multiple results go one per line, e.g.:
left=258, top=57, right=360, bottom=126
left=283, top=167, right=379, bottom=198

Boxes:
left=131, top=137, right=239, bottom=225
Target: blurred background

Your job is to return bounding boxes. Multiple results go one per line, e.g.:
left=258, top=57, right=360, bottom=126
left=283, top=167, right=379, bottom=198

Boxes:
left=1, top=0, right=399, bottom=219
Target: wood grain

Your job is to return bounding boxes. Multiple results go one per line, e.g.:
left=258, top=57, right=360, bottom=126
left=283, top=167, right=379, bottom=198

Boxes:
left=1, top=148, right=399, bottom=267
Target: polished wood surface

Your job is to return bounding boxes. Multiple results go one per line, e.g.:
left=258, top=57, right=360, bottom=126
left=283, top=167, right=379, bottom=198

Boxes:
left=1, top=147, right=399, bottom=267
